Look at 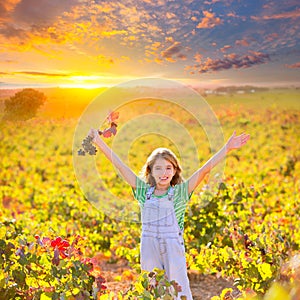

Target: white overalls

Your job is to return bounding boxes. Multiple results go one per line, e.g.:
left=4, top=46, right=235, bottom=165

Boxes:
left=140, top=186, right=193, bottom=299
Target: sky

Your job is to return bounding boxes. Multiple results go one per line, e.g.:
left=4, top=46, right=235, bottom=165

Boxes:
left=0, top=0, right=300, bottom=89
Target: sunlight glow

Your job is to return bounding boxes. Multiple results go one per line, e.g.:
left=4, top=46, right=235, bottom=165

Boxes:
left=59, top=83, right=104, bottom=89
left=60, top=75, right=121, bottom=89
left=59, top=74, right=149, bottom=89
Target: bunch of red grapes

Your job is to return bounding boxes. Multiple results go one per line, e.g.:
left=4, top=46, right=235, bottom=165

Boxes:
left=78, top=111, right=119, bottom=156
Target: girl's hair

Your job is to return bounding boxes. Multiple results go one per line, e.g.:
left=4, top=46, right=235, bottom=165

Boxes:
left=140, top=148, right=184, bottom=186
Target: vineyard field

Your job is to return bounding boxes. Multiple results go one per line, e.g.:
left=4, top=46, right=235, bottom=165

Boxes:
left=0, top=87, right=299, bottom=300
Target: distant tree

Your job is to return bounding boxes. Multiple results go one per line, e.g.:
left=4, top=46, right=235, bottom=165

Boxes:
left=2, top=88, right=46, bottom=121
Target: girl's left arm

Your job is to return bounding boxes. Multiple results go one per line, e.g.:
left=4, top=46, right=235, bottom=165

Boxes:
left=187, top=131, right=250, bottom=194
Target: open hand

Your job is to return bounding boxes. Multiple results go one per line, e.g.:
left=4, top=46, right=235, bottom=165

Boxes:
left=226, top=131, right=250, bottom=151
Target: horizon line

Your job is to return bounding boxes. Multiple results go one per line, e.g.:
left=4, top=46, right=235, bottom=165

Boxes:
left=1, top=82, right=300, bottom=90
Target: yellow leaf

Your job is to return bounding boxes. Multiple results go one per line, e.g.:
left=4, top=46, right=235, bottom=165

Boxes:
left=135, top=282, right=144, bottom=293
left=40, top=294, right=52, bottom=300
left=258, top=263, right=272, bottom=280
left=0, top=226, right=6, bottom=239
left=72, top=288, right=80, bottom=295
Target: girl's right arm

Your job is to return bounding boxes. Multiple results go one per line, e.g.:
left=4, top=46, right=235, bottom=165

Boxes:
left=88, top=129, right=137, bottom=189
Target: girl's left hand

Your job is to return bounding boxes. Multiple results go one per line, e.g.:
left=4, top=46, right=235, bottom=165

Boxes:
left=226, top=131, right=250, bottom=151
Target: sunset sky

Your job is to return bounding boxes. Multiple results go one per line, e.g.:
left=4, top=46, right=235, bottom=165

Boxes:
left=1, top=0, right=300, bottom=89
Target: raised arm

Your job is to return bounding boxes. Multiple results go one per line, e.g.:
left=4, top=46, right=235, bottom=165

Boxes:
left=88, top=129, right=137, bottom=189
left=187, top=131, right=250, bottom=194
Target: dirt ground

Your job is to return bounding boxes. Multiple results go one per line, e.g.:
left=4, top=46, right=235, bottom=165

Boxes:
left=99, top=257, right=240, bottom=299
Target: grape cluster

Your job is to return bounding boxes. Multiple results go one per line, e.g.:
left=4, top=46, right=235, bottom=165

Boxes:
left=77, top=135, right=97, bottom=156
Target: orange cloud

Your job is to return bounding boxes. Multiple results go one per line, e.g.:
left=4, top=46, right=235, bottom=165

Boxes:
left=141, top=0, right=165, bottom=5
left=251, top=8, right=300, bottom=21
left=227, top=11, right=247, bottom=21
left=235, top=39, right=249, bottom=47
left=145, top=41, right=163, bottom=58
left=226, top=53, right=238, bottom=60
left=161, top=42, right=183, bottom=63
left=194, top=53, right=203, bottom=63
left=177, top=53, right=187, bottom=60
left=227, top=12, right=237, bottom=18
left=165, top=37, right=175, bottom=44
left=12, top=0, right=78, bottom=24
left=161, top=42, right=182, bottom=56
left=187, top=51, right=270, bottom=74
left=0, top=70, right=72, bottom=78
left=152, top=42, right=162, bottom=50
left=0, top=23, right=26, bottom=39
left=0, top=0, right=151, bottom=57
left=204, top=0, right=221, bottom=4
left=196, top=10, right=222, bottom=29
left=220, top=45, right=232, bottom=53
left=15, top=71, right=71, bottom=77
left=154, top=57, right=163, bottom=64
left=166, top=12, right=176, bottom=19
left=98, top=55, right=114, bottom=65
left=286, top=62, right=300, bottom=69
left=118, top=4, right=144, bottom=24
left=265, top=33, right=279, bottom=42
left=0, top=0, right=20, bottom=20
left=101, top=30, right=128, bottom=37
left=145, top=39, right=189, bottom=64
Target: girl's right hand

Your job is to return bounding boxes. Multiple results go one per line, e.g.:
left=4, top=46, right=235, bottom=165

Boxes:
left=88, top=128, right=99, bottom=142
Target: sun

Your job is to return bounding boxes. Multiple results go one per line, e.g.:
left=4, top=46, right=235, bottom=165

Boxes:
left=59, top=75, right=105, bottom=89
left=59, top=75, right=135, bottom=89
left=59, top=83, right=102, bottom=89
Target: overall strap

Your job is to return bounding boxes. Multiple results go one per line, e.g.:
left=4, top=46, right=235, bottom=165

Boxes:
left=167, top=186, right=175, bottom=201
left=146, top=186, right=155, bottom=200
left=146, top=186, right=174, bottom=201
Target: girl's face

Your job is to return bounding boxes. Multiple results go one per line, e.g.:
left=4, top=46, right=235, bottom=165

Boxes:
left=151, top=157, right=176, bottom=189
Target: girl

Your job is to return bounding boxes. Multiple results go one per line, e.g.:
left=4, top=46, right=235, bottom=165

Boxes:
left=88, top=128, right=250, bottom=299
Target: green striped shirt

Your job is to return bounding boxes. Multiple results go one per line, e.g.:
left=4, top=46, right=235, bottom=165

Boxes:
left=132, top=176, right=192, bottom=230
